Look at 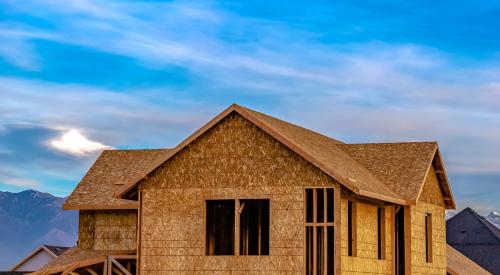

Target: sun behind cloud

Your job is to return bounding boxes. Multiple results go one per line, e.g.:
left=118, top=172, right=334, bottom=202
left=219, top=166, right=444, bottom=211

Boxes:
left=49, top=129, right=112, bottom=156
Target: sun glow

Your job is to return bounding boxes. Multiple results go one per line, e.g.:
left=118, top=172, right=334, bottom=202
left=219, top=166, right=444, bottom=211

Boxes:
left=49, top=129, right=112, bottom=156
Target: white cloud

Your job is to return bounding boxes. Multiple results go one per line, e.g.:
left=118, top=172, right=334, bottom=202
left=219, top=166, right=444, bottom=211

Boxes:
left=49, top=129, right=113, bottom=156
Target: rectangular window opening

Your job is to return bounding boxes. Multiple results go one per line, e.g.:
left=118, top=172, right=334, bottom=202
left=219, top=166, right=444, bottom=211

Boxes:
left=206, top=200, right=235, bottom=255
left=306, top=189, right=314, bottom=223
left=239, top=199, right=270, bottom=255
left=425, top=213, right=433, bottom=263
left=316, top=227, right=324, bottom=275
left=305, top=188, right=335, bottom=275
left=377, top=207, right=386, bottom=260
left=316, top=189, right=324, bottom=223
left=347, top=200, right=356, bottom=257
left=327, top=189, right=334, bottom=222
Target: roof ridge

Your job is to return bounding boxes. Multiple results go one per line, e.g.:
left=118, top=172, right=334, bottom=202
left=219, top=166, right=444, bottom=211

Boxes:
left=236, top=105, right=345, bottom=145
left=345, top=141, right=438, bottom=145
left=103, top=148, right=172, bottom=152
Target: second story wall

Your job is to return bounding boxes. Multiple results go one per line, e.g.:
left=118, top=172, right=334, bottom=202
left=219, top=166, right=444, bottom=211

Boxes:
left=78, top=210, right=137, bottom=250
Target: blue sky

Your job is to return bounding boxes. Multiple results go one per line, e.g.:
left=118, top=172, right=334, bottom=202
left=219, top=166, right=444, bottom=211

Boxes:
left=0, top=0, right=499, bottom=214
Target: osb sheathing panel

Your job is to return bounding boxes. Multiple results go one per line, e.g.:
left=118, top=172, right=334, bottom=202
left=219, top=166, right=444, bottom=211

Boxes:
left=78, top=211, right=95, bottom=249
left=418, top=166, right=445, bottom=207
left=138, top=113, right=336, bottom=273
left=410, top=202, right=446, bottom=275
left=78, top=210, right=137, bottom=251
left=340, top=190, right=393, bottom=275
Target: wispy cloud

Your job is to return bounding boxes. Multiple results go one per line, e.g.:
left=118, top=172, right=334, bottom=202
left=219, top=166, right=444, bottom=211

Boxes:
left=0, top=176, right=39, bottom=188
left=2, top=0, right=498, bottom=111
left=0, top=166, right=40, bottom=189
left=0, top=0, right=499, bottom=210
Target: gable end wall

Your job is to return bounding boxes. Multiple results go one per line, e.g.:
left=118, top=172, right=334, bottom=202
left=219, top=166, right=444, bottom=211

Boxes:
left=138, top=113, right=337, bottom=273
left=410, top=166, right=447, bottom=274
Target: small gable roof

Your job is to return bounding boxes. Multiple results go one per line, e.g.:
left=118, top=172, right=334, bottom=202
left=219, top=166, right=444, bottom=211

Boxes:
left=114, top=104, right=455, bottom=205
left=338, top=142, right=455, bottom=208
left=64, top=149, right=171, bottom=210
left=10, top=245, right=70, bottom=272
left=44, top=246, right=70, bottom=256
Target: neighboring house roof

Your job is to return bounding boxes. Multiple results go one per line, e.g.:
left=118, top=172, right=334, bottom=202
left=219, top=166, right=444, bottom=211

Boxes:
left=9, top=245, right=70, bottom=272
left=30, top=247, right=135, bottom=275
left=448, top=207, right=500, bottom=244
left=447, top=244, right=491, bottom=275
left=44, top=246, right=70, bottom=256
left=63, top=149, right=171, bottom=210
left=339, top=142, right=455, bottom=208
left=114, top=104, right=454, bottom=207
left=447, top=207, right=500, bottom=275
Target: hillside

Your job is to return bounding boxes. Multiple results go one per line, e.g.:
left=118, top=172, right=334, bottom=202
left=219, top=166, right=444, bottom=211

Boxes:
left=0, top=190, right=77, bottom=270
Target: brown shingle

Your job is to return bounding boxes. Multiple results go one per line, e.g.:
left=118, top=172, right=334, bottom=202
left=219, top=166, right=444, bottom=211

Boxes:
left=338, top=142, right=437, bottom=202
left=64, top=149, right=171, bottom=210
left=238, top=106, right=404, bottom=203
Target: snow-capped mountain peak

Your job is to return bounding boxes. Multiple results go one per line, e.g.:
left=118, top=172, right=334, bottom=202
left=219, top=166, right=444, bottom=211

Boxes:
left=488, top=211, right=500, bottom=217
left=486, top=211, right=500, bottom=229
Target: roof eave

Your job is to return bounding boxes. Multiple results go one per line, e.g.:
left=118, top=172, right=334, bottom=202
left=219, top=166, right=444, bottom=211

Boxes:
left=358, top=189, right=407, bottom=205
left=435, top=147, right=457, bottom=209
left=63, top=202, right=138, bottom=210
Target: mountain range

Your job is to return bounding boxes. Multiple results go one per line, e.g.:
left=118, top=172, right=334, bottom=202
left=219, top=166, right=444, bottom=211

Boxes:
left=0, top=190, right=78, bottom=270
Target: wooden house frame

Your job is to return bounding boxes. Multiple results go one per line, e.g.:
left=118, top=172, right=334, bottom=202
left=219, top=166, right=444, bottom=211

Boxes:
left=32, top=104, right=461, bottom=275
